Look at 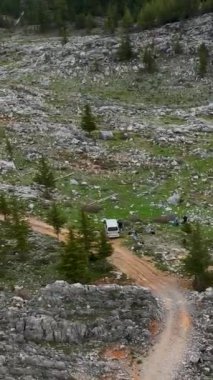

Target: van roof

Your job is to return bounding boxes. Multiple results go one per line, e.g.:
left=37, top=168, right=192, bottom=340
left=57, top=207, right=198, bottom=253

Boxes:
left=104, top=219, right=118, bottom=227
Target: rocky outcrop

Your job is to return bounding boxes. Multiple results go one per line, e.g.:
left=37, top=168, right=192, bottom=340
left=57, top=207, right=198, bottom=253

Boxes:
left=178, top=287, right=213, bottom=380
left=0, top=281, right=162, bottom=380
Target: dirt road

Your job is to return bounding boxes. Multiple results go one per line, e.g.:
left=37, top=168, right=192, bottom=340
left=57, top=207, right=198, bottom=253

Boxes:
left=112, top=241, right=191, bottom=380
left=15, top=216, right=191, bottom=380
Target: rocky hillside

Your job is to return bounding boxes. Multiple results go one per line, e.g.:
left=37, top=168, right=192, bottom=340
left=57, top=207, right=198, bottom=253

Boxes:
left=0, top=12, right=212, bottom=380
left=0, top=282, right=162, bottom=380
left=0, top=13, right=212, bottom=270
left=0, top=14, right=212, bottom=229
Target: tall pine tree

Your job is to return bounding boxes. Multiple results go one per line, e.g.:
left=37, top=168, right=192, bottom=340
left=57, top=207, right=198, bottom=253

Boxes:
left=98, top=227, right=113, bottom=258
left=58, top=228, right=89, bottom=283
left=182, top=224, right=212, bottom=291
left=79, top=210, right=96, bottom=256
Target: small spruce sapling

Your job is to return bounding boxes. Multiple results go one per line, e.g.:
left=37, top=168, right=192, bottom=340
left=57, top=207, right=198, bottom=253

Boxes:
left=80, top=104, right=96, bottom=136
left=60, top=26, right=68, bottom=45
left=0, top=193, right=10, bottom=220
left=8, top=197, right=30, bottom=259
left=5, top=137, right=13, bottom=160
left=34, top=156, right=55, bottom=197
left=122, top=7, right=133, bottom=30
left=117, top=34, right=134, bottom=61
left=143, top=45, right=156, bottom=73
left=198, top=43, right=209, bottom=77
left=48, top=203, right=66, bottom=237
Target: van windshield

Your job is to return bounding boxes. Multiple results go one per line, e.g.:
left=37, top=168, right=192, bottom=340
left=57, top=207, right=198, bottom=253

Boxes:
left=108, top=227, right=118, bottom=231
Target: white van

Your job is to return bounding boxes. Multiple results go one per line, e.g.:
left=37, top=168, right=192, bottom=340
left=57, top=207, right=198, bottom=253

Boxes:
left=103, top=219, right=120, bottom=238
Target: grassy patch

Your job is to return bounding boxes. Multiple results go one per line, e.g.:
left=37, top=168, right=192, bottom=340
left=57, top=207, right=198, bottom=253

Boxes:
left=159, top=115, right=184, bottom=125
left=50, top=75, right=212, bottom=108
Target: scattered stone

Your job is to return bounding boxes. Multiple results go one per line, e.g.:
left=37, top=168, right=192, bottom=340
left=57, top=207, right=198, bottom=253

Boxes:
left=0, top=160, right=16, bottom=172
left=99, top=130, right=114, bottom=140
left=70, top=179, right=79, bottom=185
left=167, top=192, right=181, bottom=206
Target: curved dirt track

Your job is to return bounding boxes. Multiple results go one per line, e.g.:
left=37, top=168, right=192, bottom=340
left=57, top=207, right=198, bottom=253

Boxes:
left=23, top=217, right=191, bottom=380
left=112, top=241, right=191, bottom=380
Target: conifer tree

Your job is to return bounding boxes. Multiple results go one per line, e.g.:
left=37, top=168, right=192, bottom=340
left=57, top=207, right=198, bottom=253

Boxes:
left=79, top=210, right=96, bottom=256
left=0, top=193, right=10, bottom=220
left=58, top=228, right=89, bottom=283
left=48, top=203, right=66, bottom=237
left=8, top=196, right=30, bottom=259
left=201, top=0, right=213, bottom=12
left=75, top=13, right=86, bottom=29
left=98, top=228, right=113, bottom=258
left=5, top=137, right=13, bottom=160
left=143, top=45, right=157, bottom=73
left=60, top=26, right=68, bottom=45
left=122, top=7, right=133, bottom=30
left=85, top=14, right=96, bottom=31
left=54, top=0, right=68, bottom=28
left=198, top=42, right=209, bottom=76
left=117, top=34, right=134, bottom=61
left=104, top=3, right=118, bottom=33
left=137, top=4, right=156, bottom=28
left=80, top=104, right=96, bottom=136
left=172, top=35, right=183, bottom=55
left=182, top=224, right=212, bottom=291
left=11, top=214, right=30, bottom=259
left=37, top=0, right=51, bottom=33
left=34, top=156, right=55, bottom=196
